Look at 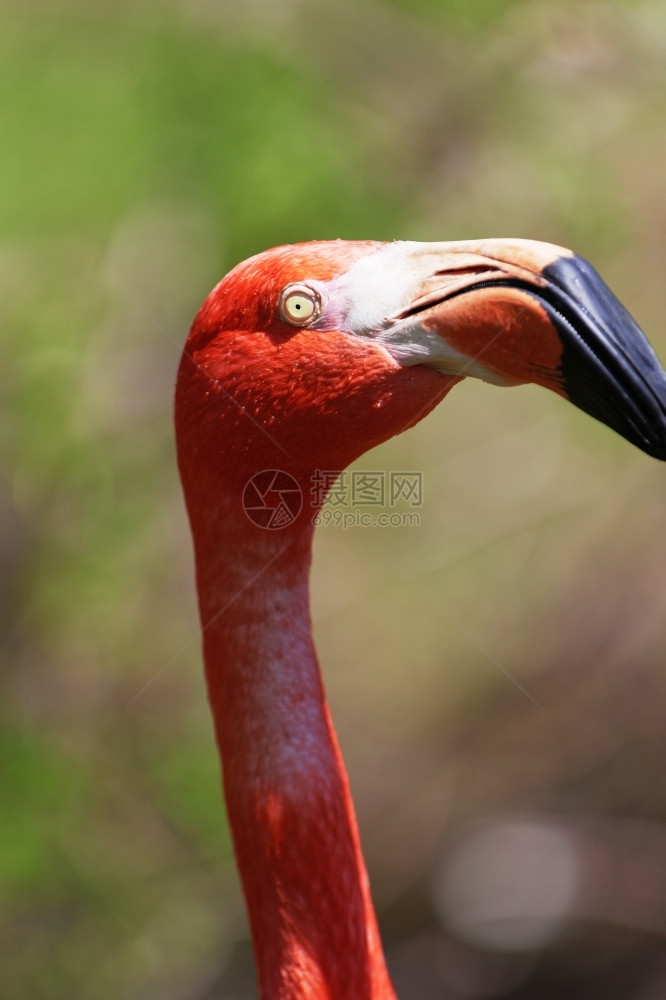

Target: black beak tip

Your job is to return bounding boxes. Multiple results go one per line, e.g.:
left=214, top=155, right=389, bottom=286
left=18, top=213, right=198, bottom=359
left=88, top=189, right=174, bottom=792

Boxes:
left=541, top=254, right=666, bottom=462
left=613, top=421, right=666, bottom=462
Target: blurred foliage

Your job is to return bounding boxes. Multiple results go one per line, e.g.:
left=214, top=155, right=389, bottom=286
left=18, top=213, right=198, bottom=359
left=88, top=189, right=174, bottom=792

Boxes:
left=2, top=1, right=666, bottom=998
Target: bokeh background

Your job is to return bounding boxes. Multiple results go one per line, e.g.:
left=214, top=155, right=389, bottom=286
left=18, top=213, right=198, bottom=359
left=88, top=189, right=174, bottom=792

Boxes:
left=3, top=1, right=666, bottom=998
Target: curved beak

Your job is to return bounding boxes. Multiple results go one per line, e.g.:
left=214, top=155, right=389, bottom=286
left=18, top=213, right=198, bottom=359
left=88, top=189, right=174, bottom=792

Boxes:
left=374, top=239, right=666, bottom=460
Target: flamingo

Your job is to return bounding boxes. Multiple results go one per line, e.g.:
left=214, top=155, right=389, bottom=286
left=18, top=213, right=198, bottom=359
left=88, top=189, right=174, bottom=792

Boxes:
left=174, top=238, right=666, bottom=1000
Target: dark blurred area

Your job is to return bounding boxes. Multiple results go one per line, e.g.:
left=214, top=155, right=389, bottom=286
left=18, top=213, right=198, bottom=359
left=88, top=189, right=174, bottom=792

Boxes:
left=2, top=1, right=665, bottom=998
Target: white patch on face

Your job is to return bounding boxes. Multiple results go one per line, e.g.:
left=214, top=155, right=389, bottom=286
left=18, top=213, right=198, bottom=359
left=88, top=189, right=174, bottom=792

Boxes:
left=323, top=242, right=449, bottom=334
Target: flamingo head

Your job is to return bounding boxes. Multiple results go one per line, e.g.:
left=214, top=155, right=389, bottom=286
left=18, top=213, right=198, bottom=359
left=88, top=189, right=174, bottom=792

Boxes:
left=177, top=239, right=666, bottom=491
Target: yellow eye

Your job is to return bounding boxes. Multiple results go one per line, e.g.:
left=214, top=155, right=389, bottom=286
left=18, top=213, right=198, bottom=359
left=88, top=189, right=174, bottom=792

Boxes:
left=278, top=284, right=320, bottom=327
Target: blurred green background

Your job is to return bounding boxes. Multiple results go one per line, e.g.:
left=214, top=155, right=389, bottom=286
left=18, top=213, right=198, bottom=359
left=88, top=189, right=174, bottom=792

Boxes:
left=3, top=1, right=666, bottom=998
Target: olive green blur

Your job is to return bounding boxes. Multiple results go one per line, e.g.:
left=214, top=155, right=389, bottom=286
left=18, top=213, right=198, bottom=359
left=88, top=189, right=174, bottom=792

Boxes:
left=2, top=2, right=666, bottom=998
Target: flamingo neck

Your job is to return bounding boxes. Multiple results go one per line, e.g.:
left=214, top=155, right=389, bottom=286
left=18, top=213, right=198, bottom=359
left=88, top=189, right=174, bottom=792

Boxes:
left=194, top=522, right=397, bottom=1000
left=174, top=307, right=455, bottom=999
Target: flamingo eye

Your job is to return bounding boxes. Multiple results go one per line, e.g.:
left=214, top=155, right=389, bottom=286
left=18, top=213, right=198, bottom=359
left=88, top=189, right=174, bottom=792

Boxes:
left=278, top=284, right=320, bottom=327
